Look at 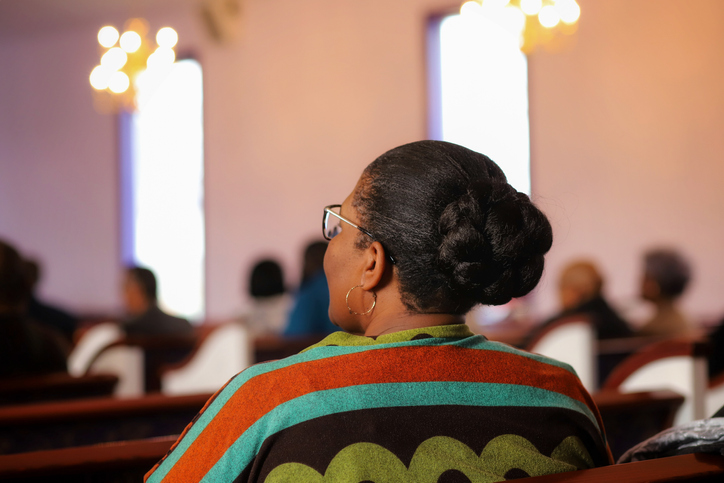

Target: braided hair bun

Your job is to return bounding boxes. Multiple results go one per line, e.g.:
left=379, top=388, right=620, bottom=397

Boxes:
left=437, top=179, right=552, bottom=308
left=354, top=140, right=552, bottom=315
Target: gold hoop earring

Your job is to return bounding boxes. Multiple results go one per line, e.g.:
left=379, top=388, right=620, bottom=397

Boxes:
left=346, top=284, right=376, bottom=316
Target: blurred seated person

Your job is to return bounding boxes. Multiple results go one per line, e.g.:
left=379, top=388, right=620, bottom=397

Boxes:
left=539, top=260, right=633, bottom=340
left=122, top=266, right=193, bottom=337
left=0, top=239, right=67, bottom=377
left=24, top=258, right=78, bottom=344
left=242, top=259, right=290, bottom=337
left=283, top=241, right=337, bottom=337
left=706, top=313, right=724, bottom=378
left=637, top=249, right=692, bottom=337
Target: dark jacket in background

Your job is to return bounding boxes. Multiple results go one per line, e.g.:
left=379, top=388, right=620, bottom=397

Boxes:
left=708, top=317, right=724, bottom=378
left=27, top=296, right=78, bottom=344
left=123, top=305, right=193, bottom=337
left=284, top=270, right=337, bottom=337
left=541, top=295, right=634, bottom=340
left=0, top=314, right=68, bottom=378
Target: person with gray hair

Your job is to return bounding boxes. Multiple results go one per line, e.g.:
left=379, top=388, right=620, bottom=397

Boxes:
left=638, top=248, right=693, bottom=337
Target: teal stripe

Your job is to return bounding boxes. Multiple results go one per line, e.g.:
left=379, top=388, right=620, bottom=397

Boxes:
left=201, top=381, right=600, bottom=482
left=457, top=337, right=578, bottom=373
left=147, top=336, right=579, bottom=482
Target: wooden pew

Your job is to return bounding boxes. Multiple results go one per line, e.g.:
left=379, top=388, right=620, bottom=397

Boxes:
left=0, top=392, right=210, bottom=455
left=524, top=453, right=724, bottom=482
left=160, top=322, right=251, bottom=396
left=88, top=335, right=197, bottom=394
left=0, top=373, right=118, bottom=405
left=597, top=335, right=671, bottom=386
left=526, top=316, right=596, bottom=391
left=706, top=371, right=724, bottom=417
left=593, top=390, right=685, bottom=461
left=601, top=338, right=709, bottom=425
left=0, top=439, right=722, bottom=482
left=0, top=436, right=175, bottom=482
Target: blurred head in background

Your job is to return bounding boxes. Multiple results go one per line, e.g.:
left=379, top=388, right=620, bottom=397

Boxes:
left=123, top=266, right=157, bottom=316
left=558, top=260, right=603, bottom=310
left=301, top=241, right=328, bottom=285
left=249, top=259, right=285, bottom=298
left=641, top=249, right=691, bottom=303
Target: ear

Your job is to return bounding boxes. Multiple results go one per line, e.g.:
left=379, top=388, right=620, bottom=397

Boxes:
left=359, top=241, right=388, bottom=291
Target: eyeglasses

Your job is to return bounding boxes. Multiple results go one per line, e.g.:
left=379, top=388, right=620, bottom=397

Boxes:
left=323, top=204, right=396, bottom=264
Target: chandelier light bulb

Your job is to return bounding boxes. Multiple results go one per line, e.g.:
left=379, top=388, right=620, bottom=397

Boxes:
left=120, top=31, right=142, bottom=53
left=89, top=65, right=113, bottom=90
left=556, top=0, right=581, bottom=24
left=156, top=27, right=179, bottom=49
left=101, top=47, right=128, bottom=71
left=500, top=5, right=526, bottom=36
left=460, top=1, right=482, bottom=16
left=147, top=47, right=176, bottom=69
left=538, top=5, right=560, bottom=28
left=520, top=0, right=543, bottom=16
left=97, top=26, right=119, bottom=48
left=482, top=0, right=510, bottom=8
left=108, top=71, right=130, bottom=93
left=91, top=19, right=181, bottom=108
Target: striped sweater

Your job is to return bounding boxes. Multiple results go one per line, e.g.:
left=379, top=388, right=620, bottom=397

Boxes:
left=146, top=324, right=611, bottom=482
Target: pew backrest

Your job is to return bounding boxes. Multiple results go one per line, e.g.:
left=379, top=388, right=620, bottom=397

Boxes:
left=0, top=373, right=118, bottom=406
left=602, top=338, right=708, bottom=425
left=161, top=321, right=251, bottom=395
left=0, top=436, right=176, bottom=482
left=593, top=389, right=684, bottom=461
left=87, top=344, right=145, bottom=398
left=67, top=322, right=123, bottom=376
left=526, top=316, right=596, bottom=391
left=0, top=392, right=210, bottom=454
left=706, top=372, right=724, bottom=417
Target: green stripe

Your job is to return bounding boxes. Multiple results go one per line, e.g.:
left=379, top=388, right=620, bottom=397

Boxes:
left=147, top=336, right=578, bottom=482
left=201, top=381, right=601, bottom=482
left=301, top=324, right=475, bottom=351
left=303, top=328, right=576, bottom=375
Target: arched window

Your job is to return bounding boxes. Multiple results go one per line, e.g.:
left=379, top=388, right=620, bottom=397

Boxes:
left=429, top=12, right=530, bottom=194
left=120, top=59, right=205, bottom=320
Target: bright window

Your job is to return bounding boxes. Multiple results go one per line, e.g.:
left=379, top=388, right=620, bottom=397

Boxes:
left=121, top=59, right=205, bottom=321
left=431, top=12, right=531, bottom=194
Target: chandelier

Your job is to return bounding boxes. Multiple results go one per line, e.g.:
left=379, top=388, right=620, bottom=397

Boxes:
left=460, top=0, right=581, bottom=54
left=89, top=18, right=178, bottom=112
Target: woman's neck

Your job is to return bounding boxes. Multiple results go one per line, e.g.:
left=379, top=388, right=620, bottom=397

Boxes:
left=364, top=312, right=465, bottom=337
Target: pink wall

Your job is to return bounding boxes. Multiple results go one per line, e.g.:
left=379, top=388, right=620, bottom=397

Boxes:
left=1, top=0, right=722, bottom=323
left=202, top=0, right=440, bottom=316
left=529, top=0, right=724, bottom=322
left=0, top=30, right=119, bottom=313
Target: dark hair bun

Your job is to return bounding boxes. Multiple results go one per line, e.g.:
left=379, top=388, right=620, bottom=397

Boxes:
left=437, top=180, right=552, bottom=307
left=355, top=140, right=553, bottom=315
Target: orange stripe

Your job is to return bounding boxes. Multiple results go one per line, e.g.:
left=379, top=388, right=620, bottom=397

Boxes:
left=162, top=345, right=598, bottom=481
left=144, top=378, right=233, bottom=481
